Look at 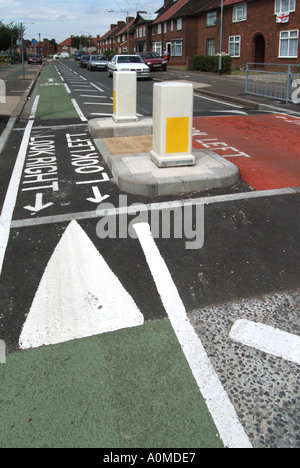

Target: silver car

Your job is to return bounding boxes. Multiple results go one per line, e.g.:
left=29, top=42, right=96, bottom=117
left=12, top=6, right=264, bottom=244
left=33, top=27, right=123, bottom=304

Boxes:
left=87, top=54, right=108, bottom=71
left=107, top=55, right=150, bottom=79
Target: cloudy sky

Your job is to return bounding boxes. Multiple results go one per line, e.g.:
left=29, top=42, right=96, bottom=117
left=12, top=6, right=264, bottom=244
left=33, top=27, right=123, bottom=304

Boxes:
left=0, top=0, right=162, bottom=43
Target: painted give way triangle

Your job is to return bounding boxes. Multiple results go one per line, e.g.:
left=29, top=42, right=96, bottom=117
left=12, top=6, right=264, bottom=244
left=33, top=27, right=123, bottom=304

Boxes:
left=19, top=220, right=144, bottom=349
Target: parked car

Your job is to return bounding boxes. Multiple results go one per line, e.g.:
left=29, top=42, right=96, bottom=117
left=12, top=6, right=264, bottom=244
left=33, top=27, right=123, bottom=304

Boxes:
left=107, top=55, right=150, bottom=79
left=74, top=51, right=85, bottom=61
left=137, top=52, right=167, bottom=71
left=79, top=54, right=90, bottom=68
left=53, top=53, right=60, bottom=59
left=27, top=54, right=42, bottom=65
left=87, top=54, right=108, bottom=71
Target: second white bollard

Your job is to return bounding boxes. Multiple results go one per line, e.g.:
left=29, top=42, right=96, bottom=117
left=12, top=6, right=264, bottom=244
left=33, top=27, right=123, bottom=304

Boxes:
left=150, top=81, right=195, bottom=168
left=113, top=71, right=138, bottom=123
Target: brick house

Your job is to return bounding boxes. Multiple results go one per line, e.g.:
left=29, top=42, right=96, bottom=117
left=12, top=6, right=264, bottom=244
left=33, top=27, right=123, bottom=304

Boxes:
left=150, top=0, right=199, bottom=66
left=195, top=0, right=300, bottom=68
left=58, top=37, right=97, bottom=55
left=28, top=39, right=55, bottom=57
left=97, top=0, right=299, bottom=68
left=132, top=12, right=158, bottom=53
left=98, top=18, right=135, bottom=54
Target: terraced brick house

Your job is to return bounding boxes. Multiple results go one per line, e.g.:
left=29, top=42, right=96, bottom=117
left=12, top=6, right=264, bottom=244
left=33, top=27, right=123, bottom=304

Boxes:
left=97, top=0, right=300, bottom=69
left=196, top=0, right=300, bottom=68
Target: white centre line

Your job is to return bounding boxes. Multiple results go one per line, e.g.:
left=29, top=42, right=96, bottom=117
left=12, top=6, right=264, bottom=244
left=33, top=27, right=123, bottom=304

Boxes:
left=133, top=222, right=252, bottom=449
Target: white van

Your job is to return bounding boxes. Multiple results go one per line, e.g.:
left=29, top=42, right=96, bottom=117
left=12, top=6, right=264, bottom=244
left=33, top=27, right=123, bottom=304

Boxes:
left=60, top=52, right=70, bottom=59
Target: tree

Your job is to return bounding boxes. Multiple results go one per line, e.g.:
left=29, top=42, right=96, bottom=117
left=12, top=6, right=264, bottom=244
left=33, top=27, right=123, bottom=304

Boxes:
left=0, top=21, right=20, bottom=52
left=48, top=38, right=58, bottom=53
left=71, top=35, right=91, bottom=50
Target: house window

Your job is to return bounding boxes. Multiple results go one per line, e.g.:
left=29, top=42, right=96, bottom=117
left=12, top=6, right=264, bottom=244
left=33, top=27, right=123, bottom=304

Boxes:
left=158, top=24, right=162, bottom=34
left=171, top=41, right=182, bottom=56
left=229, top=36, right=241, bottom=57
left=275, top=0, right=296, bottom=13
left=143, top=27, right=146, bottom=37
left=207, top=11, right=217, bottom=27
left=164, top=22, right=167, bottom=33
left=207, top=38, right=216, bottom=55
left=153, top=42, right=162, bottom=56
left=171, top=21, right=174, bottom=32
left=177, top=18, right=182, bottom=31
left=233, top=3, right=247, bottom=22
left=152, top=27, right=156, bottom=36
left=279, top=30, right=299, bottom=57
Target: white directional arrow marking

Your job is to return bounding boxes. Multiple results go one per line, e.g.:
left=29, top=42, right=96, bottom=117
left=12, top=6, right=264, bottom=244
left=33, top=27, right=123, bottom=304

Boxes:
left=24, top=193, right=53, bottom=214
left=87, top=186, right=110, bottom=203
left=19, top=220, right=144, bottom=349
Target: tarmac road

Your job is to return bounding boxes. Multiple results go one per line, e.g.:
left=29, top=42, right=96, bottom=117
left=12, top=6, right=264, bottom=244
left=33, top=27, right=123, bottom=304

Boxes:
left=0, top=60, right=299, bottom=449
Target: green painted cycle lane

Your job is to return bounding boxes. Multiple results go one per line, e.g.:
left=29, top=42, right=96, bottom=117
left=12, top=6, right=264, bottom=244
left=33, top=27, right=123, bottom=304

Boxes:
left=35, top=65, right=79, bottom=120
left=0, top=319, right=222, bottom=448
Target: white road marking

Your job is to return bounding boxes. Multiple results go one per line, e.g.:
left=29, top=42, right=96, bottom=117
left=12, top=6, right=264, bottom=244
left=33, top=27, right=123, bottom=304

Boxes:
left=19, top=220, right=144, bottom=349
left=0, top=120, right=34, bottom=275
left=194, top=94, right=244, bottom=108
left=134, top=222, right=252, bottom=449
left=10, top=187, right=300, bottom=229
left=90, top=82, right=104, bottom=92
left=71, top=98, right=87, bottom=121
left=230, top=319, right=300, bottom=365
left=29, top=95, right=40, bottom=119
left=64, top=83, right=71, bottom=94
left=83, top=102, right=113, bottom=106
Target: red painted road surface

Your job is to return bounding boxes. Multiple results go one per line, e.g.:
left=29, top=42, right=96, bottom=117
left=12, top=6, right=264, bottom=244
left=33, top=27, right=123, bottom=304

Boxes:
left=193, top=113, right=300, bottom=191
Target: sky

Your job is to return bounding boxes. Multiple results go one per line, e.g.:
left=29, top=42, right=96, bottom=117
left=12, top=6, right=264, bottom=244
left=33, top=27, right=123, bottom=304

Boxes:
left=0, top=0, right=163, bottom=43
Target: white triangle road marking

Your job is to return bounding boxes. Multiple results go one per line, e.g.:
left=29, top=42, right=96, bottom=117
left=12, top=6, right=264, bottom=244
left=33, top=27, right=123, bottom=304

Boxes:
left=19, top=220, right=144, bottom=349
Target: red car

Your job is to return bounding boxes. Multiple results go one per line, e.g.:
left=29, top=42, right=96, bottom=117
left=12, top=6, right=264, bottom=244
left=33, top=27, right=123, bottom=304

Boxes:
left=27, top=54, right=43, bottom=65
left=137, top=52, right=167, bottom=71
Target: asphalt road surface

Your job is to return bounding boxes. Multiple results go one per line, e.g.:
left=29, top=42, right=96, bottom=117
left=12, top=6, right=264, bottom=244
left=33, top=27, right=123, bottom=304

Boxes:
left=0, top=60, right=299, bottom=449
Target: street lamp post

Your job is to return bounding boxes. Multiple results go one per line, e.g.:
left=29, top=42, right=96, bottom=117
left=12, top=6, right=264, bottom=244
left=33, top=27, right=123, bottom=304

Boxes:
left=218, top=0, right=224, bottom=76
left=108, top=9, right=129, bottom=53
left=19, top=22, right=35, bottom=79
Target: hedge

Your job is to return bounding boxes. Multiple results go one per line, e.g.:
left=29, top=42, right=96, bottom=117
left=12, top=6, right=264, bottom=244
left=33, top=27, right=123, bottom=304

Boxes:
left=192, top=55, right=232, bottom=73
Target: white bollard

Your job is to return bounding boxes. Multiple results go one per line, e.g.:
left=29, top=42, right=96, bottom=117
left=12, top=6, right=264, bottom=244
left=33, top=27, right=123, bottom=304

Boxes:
left=113, top=71, right=138, bottom=123
left=150, top=81, right=195, bottom=168
left=0, top=79, right=6, bottom=104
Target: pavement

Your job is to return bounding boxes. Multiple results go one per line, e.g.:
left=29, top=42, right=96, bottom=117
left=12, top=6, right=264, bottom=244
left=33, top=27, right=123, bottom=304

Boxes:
left=0, top=62, right=42, bottom=153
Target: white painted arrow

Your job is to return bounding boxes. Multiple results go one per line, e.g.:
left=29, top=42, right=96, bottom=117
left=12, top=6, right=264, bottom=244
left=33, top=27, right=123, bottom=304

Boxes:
left=87, top=186, right=110, bottom=203
left=24, top=193, right=53, bottom=214
left=19, top=220, right=144, bottom=349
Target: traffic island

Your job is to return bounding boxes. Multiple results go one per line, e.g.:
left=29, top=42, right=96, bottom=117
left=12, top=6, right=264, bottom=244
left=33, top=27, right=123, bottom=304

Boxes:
left=93, top=135, right=240, bottom=196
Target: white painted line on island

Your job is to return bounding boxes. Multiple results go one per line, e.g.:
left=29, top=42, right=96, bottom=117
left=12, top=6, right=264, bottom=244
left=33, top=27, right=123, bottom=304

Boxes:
left=133, top=222, right=252, bottom=449
left=230, top=319, right=300, bottom=365
left=19, top=220, right=144, bottom=349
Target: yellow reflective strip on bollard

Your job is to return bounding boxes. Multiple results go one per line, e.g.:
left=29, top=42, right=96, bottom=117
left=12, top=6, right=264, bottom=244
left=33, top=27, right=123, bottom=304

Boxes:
left=166, top=117, right=189, bottom=154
